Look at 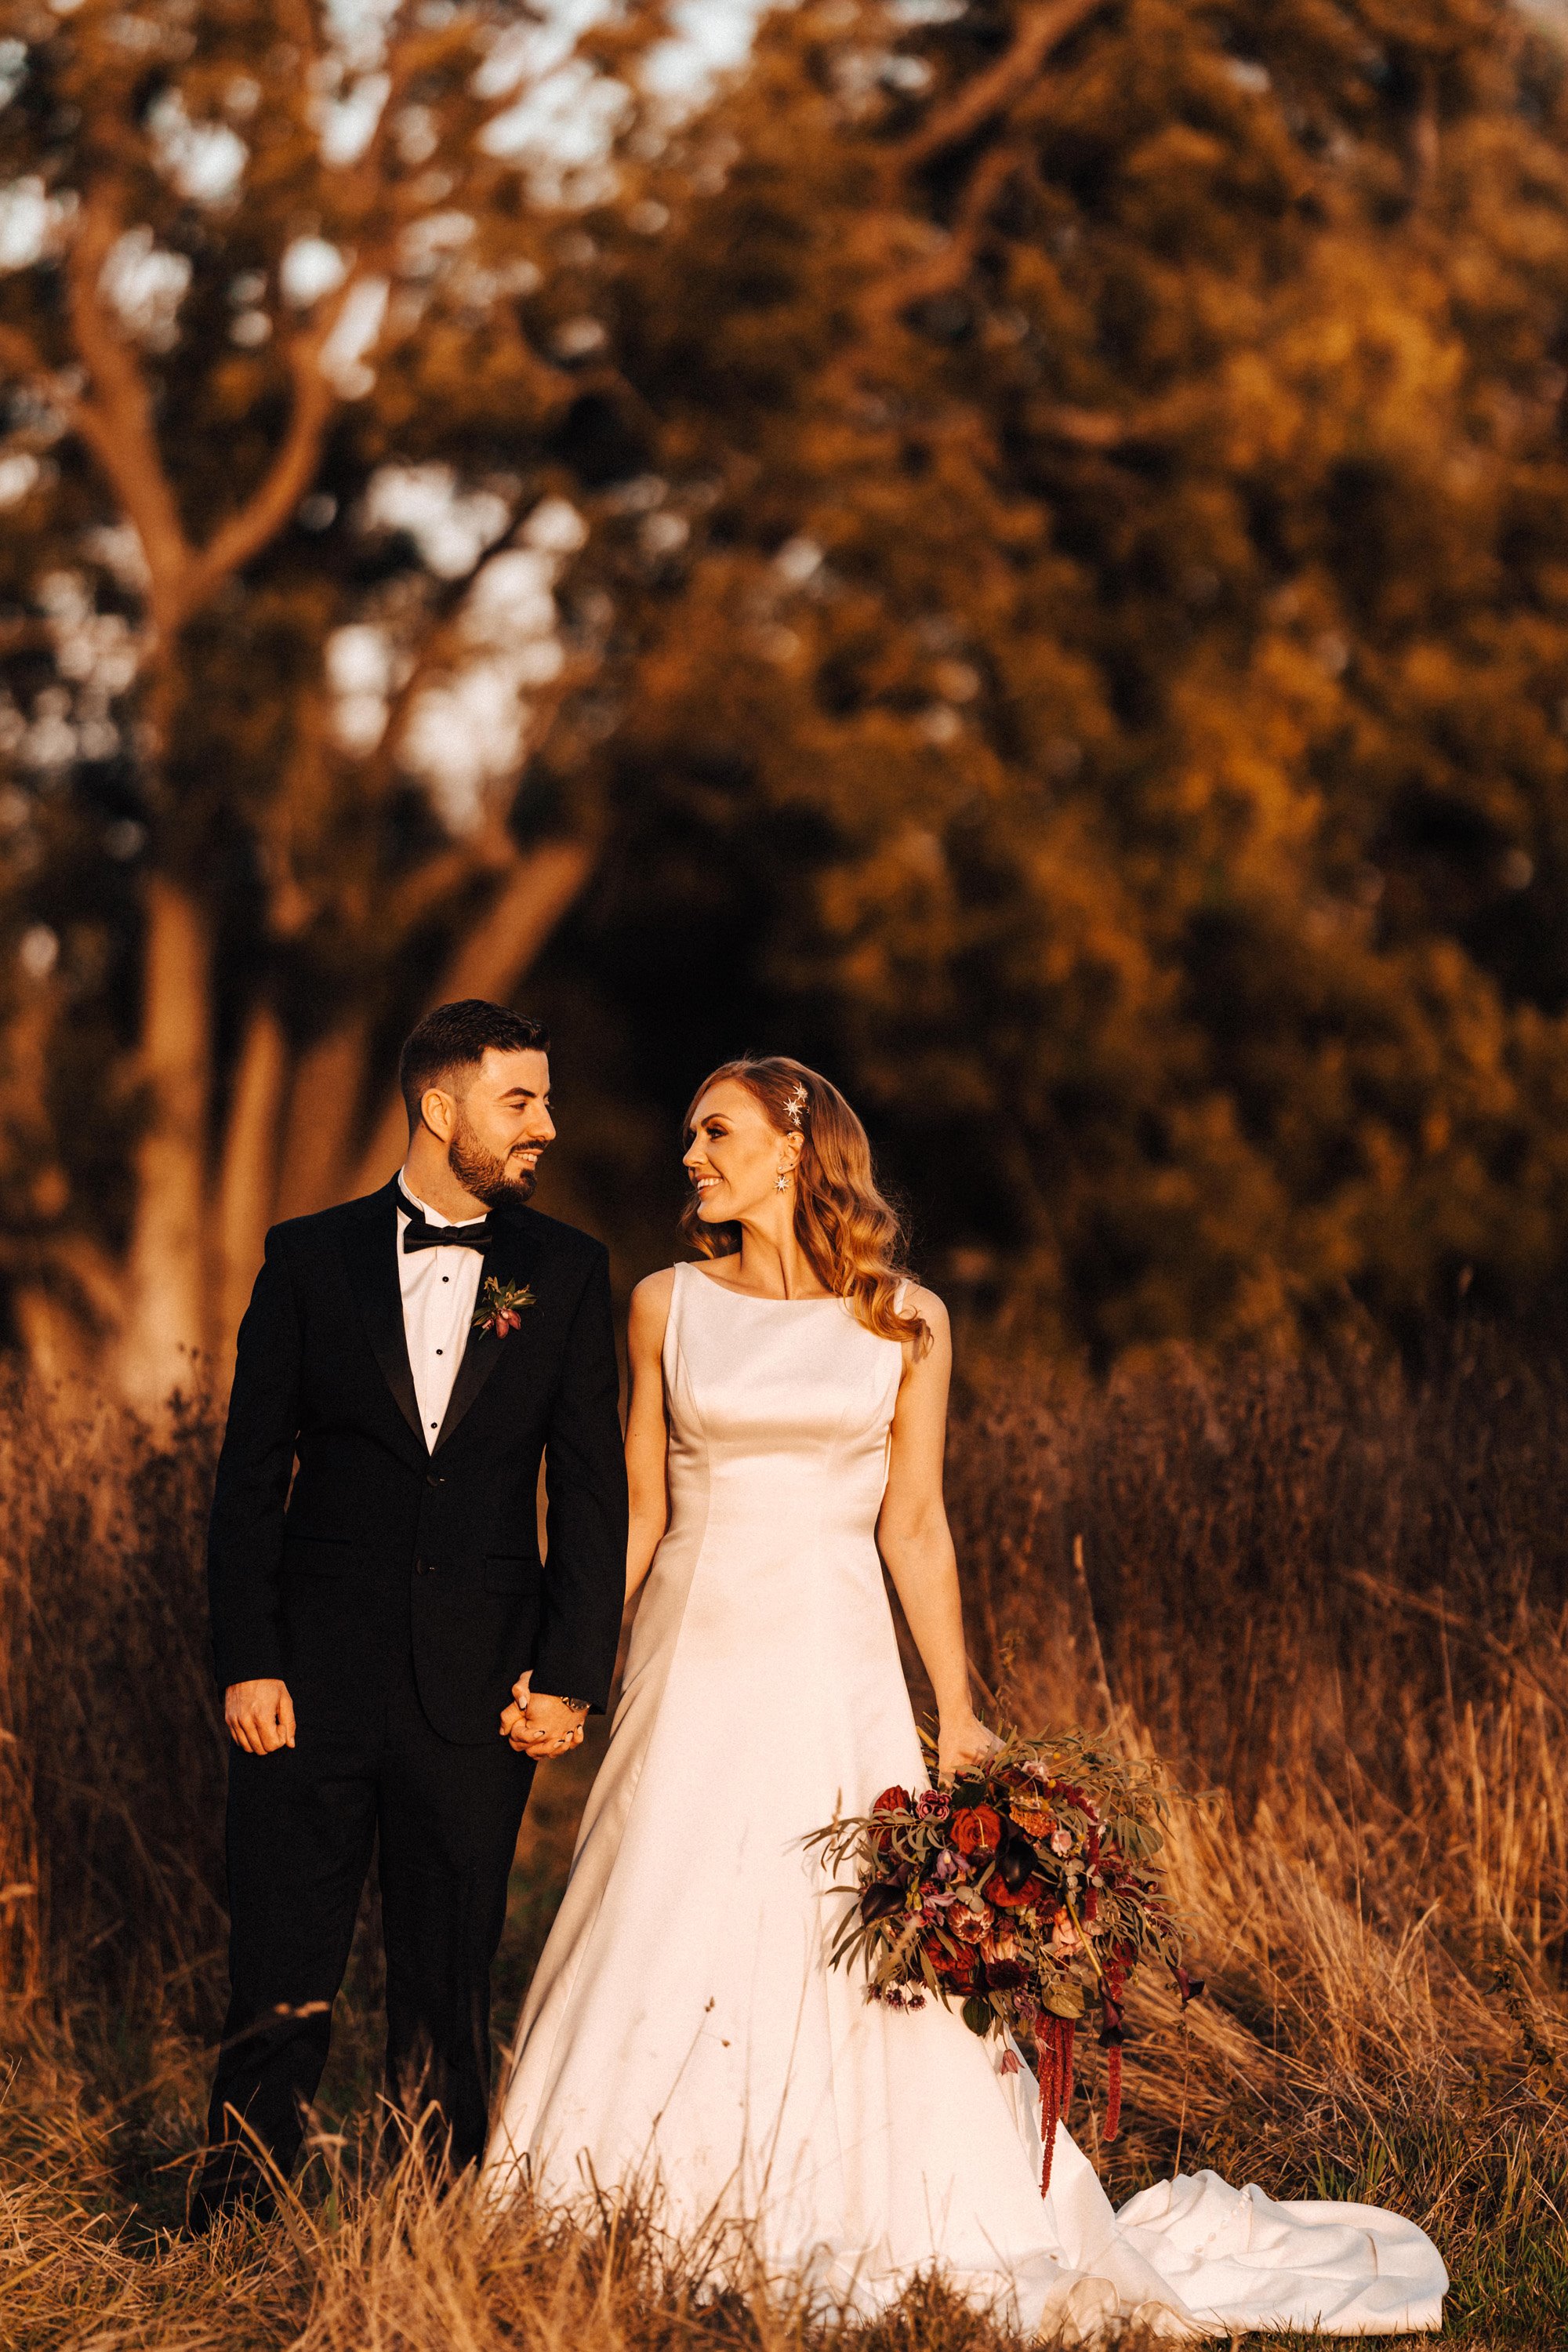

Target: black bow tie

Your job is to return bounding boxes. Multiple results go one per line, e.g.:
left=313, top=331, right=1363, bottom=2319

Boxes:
left=401, top=1208, right=494, bottom=1255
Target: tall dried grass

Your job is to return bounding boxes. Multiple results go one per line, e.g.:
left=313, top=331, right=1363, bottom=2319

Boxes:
left=945, top=1334, right=1568, bottom=2342
left=0, top=1370, right=225, bottom=2022
left=2, top=1336, right=1565, bottom=2345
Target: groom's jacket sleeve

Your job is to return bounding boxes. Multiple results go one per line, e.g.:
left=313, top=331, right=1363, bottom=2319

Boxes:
left=207, top=1225, right=303, bottom=1687
left=535, top=1243, right=628, bottom=1715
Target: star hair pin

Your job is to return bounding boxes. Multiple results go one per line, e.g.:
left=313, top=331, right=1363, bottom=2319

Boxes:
left=785, top=1081, right=809, bottom=1128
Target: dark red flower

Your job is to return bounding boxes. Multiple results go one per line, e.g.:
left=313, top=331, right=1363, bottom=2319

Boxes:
left=988, top=1873, right=1046, bottom=1911
left=861, top=1879, right=906, bottom=1925
left=873, top=1785, right=913, bottom=1816
left=935, top=1944, right=978, bottom=1991
left=951, top=1805, right=1004, bottom=1857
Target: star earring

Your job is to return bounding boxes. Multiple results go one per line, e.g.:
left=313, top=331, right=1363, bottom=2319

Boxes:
left=775, top=1170, right=789, bottom=1191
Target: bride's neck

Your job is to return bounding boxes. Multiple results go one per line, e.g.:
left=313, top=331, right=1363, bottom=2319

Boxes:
left=728, top=1216, right=831, bottom=1300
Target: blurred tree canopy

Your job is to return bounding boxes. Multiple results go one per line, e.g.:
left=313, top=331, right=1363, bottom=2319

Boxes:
left=3, top=0, right=1568, bottom=1392
left=0, top=0, right=653, bottom=1400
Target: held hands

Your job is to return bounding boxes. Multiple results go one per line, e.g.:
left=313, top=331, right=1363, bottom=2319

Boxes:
left=499, top=1673, right=587, bottom=1759
left=224, top=1679, right=296, bottom=1754
left=936, top=1708, right=1001, bottom=1784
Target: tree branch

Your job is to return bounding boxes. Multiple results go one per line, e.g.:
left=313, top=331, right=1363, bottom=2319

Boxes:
left=853, top=142, right=1021, bottom=345
left=62, top=189, right=194, bottom=626
left=354, top=518, right=531, bottom=804
left=181, top=320, right=341, bottom=608
left=899, top=0, right=1109, bottom=168
left=350, top=836, right=596, bottom=1193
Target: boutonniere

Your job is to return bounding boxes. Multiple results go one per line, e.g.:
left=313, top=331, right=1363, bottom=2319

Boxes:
left=474, top=1276, right=536, bottom=1338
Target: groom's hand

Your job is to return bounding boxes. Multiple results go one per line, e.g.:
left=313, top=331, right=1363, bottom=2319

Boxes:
left=503, top=1687, right=587, bottom=1759
left=224, top=1679, right=296, bottom=1755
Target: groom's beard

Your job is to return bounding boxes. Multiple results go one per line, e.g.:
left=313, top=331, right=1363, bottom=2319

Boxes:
left=448, top=1111, right=540, bottom=1209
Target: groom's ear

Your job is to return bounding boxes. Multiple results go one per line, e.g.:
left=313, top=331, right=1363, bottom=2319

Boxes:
left=419, top=1084, right=456, bottom=1142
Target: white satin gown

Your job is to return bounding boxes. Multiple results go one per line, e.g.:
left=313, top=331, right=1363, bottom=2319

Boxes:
left=484, top=1263, right=1446, bottom=2340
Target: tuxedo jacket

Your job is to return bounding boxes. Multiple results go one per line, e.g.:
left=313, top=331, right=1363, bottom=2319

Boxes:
left=208, top=1178, right=628, bottom=1744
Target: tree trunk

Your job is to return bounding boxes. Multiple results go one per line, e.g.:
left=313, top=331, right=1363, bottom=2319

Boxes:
left=96, top=841, right=592, bottom=1411
left=213, top=1000, right=291, bottom=1371
left=351, top=838, right=595, bottom=1195
left=114, top=876, right=215, bottom=1415
left=274, top=1011, right=374, bottom=1223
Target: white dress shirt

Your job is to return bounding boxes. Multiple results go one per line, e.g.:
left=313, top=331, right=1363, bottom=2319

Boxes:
left=396, top=1177, right=488, bottom=1450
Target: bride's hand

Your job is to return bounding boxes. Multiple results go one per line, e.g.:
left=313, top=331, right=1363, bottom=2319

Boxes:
left=937, top=1710, right=1001, bottom=1784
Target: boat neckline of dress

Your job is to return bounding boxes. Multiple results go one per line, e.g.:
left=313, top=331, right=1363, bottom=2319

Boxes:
left=682, top=1266, right=844, bottom=1306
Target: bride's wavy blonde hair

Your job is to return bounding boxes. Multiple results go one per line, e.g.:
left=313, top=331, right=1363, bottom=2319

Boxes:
left=679, top=1055, right=930, bottom=1352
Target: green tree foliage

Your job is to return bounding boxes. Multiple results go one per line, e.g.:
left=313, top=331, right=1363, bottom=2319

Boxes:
left=537, top=0, right=1568, bottom=1349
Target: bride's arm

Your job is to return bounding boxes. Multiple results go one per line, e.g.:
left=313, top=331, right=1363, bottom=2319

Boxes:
left=876, top=1287, right=997, bottom=1784
left=622, top=1269, right=673, bottom=1604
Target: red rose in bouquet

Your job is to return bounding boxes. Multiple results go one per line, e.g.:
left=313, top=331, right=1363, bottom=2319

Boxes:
left=869, top=1785, right=912, bottom=1863
left=950, top=1804, right=1003, bottom=1857
left=808, top=1727, right=1194, bottom=2197
left=988, top=1871, right=1047, bottom=1911
left=935, top=1944, right=979, bottom=1992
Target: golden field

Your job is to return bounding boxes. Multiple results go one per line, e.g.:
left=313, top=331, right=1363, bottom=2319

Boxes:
left=2, top=1335, right=1565, bottom=2347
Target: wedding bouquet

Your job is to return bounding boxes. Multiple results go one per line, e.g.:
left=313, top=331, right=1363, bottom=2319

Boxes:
left=807, top=1730, right=1201, bottom=2194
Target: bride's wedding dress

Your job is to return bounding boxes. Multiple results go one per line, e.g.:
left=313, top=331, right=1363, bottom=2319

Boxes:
left=485, top=1264, right=1446, bottom=2339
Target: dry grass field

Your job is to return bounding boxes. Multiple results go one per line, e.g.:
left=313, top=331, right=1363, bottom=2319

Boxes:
left=2, top=1333, right=1566, bottom=2347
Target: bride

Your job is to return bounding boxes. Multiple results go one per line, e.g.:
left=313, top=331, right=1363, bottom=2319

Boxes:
left=483, top=1058, right=1446, bottom=2340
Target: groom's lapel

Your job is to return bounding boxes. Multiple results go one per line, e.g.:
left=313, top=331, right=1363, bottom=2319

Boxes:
left=339, top=1180, right=426, bottom=1456
left=434, top=1208, right=540, bottom=1454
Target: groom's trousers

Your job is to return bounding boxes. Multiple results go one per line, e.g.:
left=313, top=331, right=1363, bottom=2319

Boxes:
left=196, top=1645, right=535, bottom=2218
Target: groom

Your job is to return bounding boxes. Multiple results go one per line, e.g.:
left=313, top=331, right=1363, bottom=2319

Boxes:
left=195, top=999, right=627, bottom=2220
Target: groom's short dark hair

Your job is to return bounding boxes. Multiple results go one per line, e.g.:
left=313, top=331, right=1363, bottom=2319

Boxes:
left=399, top=1000, right=551, bottom=1129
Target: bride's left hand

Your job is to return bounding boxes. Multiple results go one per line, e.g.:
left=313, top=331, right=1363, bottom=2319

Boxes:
left=936, top=1709, right=1001, bottom=1784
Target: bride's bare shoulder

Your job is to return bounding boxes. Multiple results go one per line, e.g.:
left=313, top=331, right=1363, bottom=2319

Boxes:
left=626, top=1265, right=677, bottom=1348
left=902, top=1283, right=951, bottom=1361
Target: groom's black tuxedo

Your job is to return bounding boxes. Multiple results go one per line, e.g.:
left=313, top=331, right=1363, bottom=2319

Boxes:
left=198, top=1178, right=626, bottom=2213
